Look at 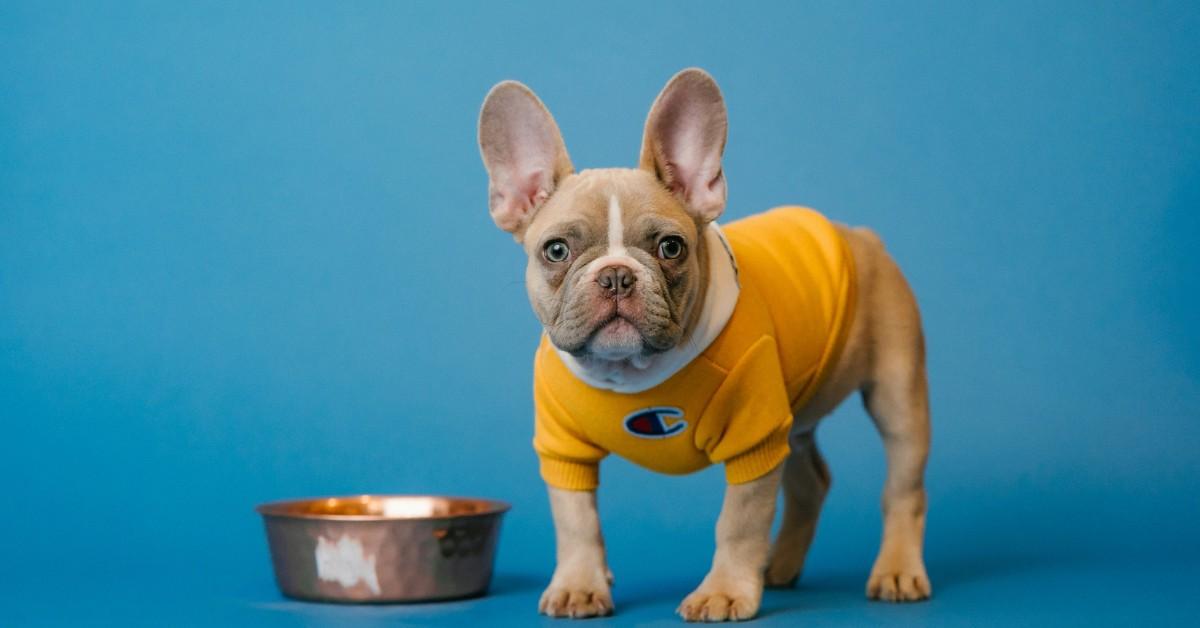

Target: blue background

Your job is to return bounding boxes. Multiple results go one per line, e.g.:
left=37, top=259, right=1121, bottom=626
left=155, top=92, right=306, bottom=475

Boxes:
left=2, top=1, right=1198, bottom=626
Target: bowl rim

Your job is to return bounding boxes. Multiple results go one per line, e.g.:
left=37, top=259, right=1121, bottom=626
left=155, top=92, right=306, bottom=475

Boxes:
left=254, top=493, right=511, bottom=522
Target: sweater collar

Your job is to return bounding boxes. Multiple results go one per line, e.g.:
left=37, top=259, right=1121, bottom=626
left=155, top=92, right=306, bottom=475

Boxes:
left=556, top=222, right=741, bottom=393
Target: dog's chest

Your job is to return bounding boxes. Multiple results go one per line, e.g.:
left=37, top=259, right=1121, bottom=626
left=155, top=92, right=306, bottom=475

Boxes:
left=560, top=353, right=731, bottom=475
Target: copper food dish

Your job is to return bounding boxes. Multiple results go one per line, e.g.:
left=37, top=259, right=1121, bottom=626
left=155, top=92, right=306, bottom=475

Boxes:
left=256, top=495, right=510, bottom=603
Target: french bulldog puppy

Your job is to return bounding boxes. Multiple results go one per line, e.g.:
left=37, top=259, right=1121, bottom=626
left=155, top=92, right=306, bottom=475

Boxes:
left=477, top=68, right=932, bottom=622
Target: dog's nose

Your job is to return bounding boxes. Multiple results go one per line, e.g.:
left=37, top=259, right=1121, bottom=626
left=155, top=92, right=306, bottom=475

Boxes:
left=596, top=264, right=636, bottom=298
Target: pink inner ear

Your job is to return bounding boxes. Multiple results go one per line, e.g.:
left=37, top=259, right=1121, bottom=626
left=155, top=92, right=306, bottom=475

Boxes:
left=687, top=170, right=726, bottom=222
left=664, top=130, right=726, bottom=221
left=661, top=160, right=688, bottom=195
left=647, top=80, right=727, bottom=222
left=516, top=167, right=554, bottom=210
left=489, top=166, right=552, bottom=232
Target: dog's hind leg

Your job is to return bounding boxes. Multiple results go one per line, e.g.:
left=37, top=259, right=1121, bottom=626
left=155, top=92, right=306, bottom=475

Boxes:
left=862, top=364, right=932, bottom=601
left=764, top=430, right=831, bottom=587
left=859, top=243, right=932, bottom=602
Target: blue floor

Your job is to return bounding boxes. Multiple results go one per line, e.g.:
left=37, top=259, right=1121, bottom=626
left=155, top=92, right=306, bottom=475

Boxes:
left=9, top=439, right=1199, bottom=627
left=10, top=548, right=1197, bottom=626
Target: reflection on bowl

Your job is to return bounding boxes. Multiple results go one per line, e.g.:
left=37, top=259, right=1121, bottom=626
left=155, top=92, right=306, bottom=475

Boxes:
left=256, top=495, right=510, bottom=603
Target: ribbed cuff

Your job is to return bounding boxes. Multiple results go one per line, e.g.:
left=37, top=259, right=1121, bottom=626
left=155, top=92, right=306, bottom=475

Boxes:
left=540, top=457, right=600, bottom=491
left=724, top=424, right=791, bottom=484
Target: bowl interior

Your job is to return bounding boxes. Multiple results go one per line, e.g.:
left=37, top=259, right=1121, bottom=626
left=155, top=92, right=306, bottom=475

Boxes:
left=256, top=495, right=509, bottom=520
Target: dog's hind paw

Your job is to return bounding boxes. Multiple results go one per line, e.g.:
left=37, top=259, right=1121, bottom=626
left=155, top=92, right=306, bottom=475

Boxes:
left=763, top=550, right=803, bottom=588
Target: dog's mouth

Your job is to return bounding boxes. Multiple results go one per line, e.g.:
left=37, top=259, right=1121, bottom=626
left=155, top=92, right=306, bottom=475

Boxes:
left=580, top=315, right=643, bottom=359
left=568, top=313, right=677, bottom=362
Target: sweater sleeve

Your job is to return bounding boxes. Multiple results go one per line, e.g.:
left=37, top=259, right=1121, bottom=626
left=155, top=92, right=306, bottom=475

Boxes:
left=532, top=358, right=607, bottom=491
left=695, top=335, right=793, bottom=484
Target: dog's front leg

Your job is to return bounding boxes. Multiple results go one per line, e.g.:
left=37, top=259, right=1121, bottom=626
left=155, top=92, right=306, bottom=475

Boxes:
left=678, top=465, right=783, bottom=622
left=539, top=486, right=614, bottom=618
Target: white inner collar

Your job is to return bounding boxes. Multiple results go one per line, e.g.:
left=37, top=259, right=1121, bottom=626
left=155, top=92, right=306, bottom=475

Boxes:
left=556, top=222, right=741, bottom=393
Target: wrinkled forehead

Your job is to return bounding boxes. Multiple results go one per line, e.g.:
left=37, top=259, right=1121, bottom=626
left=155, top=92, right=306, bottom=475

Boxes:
left=525, top=169, right=697, bottom=248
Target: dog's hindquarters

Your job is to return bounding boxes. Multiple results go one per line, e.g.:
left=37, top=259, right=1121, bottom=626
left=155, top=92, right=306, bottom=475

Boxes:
left=765, top=226, right=932, bottom=600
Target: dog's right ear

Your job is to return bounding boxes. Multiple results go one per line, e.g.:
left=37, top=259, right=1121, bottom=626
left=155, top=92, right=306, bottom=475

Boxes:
left=478, top=81, right=574, bottom=236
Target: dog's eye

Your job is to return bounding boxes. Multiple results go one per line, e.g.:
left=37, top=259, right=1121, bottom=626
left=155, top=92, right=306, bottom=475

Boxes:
left=657, top=236, right=685, bottom=260
left=543, top=239, right=570, bottom=263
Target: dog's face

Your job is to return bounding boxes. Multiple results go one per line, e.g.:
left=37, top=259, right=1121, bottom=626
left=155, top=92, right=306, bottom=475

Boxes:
left=478, top=69, right=729, bottom=362
left=520, top=168, right=701, bottom=360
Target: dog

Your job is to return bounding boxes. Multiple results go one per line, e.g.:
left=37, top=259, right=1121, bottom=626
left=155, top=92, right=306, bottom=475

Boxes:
left=477, top=68, right=931, bottom=622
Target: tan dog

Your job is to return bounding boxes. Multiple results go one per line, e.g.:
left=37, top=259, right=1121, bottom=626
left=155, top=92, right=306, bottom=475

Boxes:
left=477, top=68, right=931, bottom=621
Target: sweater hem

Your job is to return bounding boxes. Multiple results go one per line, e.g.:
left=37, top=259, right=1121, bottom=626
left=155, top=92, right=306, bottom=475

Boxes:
left=539, top=457, right=600, bottom=491
left=723, top=423, right=791, bottom=484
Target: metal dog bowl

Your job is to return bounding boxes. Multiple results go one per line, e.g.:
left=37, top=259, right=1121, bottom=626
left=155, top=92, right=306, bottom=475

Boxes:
left=256, top=494, right=510, bottom=603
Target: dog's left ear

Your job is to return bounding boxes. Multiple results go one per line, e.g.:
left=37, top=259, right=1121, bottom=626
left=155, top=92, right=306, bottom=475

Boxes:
left=639, top=68, right=728, bottom=223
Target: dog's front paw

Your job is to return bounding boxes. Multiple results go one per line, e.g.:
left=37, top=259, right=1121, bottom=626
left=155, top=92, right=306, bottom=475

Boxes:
left=677, top=584, right=760, bottom=622
left=866, top=552, right=931, bottom=602
left=539, top=584, right=613, bottom=619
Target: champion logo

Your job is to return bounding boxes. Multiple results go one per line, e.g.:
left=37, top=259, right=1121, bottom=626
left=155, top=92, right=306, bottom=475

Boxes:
left=623, top=407, right=687, bottom=439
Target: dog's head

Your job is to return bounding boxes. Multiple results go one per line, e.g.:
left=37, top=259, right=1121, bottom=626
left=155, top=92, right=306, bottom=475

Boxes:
left=477, top=69, right=729, bottom=364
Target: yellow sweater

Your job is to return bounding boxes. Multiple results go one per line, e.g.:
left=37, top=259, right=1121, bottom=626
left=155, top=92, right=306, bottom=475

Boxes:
left=532, top=207, right=857, bottom=490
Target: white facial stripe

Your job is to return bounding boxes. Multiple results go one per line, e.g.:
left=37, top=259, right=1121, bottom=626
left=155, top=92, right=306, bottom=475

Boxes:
left=571, top=193, right=648, bottom=286
left=607, top=194, right=626, bottom=255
